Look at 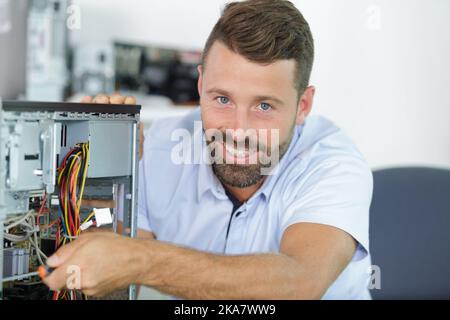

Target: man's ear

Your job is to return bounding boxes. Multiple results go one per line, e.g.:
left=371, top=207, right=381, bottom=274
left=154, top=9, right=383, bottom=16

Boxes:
left=197, top=65, right=203, bottom=97
left=296, top=85, right=316, bottom=125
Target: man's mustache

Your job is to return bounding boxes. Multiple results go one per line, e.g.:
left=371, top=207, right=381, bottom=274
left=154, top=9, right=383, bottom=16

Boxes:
left=205, top=130, right=270, bottom=153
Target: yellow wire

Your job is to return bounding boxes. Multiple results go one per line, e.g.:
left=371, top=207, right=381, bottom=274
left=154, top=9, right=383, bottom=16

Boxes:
left=58, top=167, right=63, bottom=185
left=64, top=151, right=81, bottom=240
left=72, top=158, right=82, bottom=233
left=76, top=144, right=89, bottom=235
left=58, top=144, right=90, bottom=249
left=82, top=211, right=95, bottom=226
left=64, top=176, right=70, bottom=240
left=77, top=144, right=89, bottom=211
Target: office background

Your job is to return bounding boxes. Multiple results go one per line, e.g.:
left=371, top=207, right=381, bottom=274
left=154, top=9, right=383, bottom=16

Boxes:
left=68, top=0, right=450, bottom=170
left=1, top=0, right=449, bottom=169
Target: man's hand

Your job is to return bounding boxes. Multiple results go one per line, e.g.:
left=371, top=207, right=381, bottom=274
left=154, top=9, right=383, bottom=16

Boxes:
left=42, top=232, right=148, bottom=297
left=81, top=93, right=144, bottom=159
left=80, top=93, right=136, bottom=105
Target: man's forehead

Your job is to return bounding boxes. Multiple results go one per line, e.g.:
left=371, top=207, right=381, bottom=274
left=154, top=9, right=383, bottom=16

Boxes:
left=202, top=42, right=298, bottom=97
left=204, top=41, right=296, bottom=74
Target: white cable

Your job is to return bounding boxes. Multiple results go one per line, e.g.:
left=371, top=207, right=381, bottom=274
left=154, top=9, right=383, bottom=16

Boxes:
left=3, top=208, right=48, bottom=265
left=4, top=212, right=35, bottom=242
left=29, top=235, right=47, bottom=265
left=63, top=234, right=78, bottom=240
left=30, top=211, right=47, bottom=265
left=4, top=232, right=32, bottom=242
left=3, top=210, right=34, bottom=231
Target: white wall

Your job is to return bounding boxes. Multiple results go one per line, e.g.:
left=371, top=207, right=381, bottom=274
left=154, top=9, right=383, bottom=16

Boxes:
left=71, top=0, right=450, bottom=169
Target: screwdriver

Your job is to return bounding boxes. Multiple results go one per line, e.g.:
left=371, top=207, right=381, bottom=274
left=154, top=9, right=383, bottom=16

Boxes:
left=38, top=265, right=55, bottom=279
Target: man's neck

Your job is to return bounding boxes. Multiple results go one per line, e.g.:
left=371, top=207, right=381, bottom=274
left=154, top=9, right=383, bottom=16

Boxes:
left=222, top=177, right=266, bottom=203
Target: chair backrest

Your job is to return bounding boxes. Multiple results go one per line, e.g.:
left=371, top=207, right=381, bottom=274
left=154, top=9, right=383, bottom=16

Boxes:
left=369, top=167, right=450, bottom=299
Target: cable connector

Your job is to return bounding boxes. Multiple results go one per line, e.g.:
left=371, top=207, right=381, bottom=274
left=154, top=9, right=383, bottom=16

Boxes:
left=80, top=220, right=94, bottom=231
left=93, top=208, right=113, bottom=227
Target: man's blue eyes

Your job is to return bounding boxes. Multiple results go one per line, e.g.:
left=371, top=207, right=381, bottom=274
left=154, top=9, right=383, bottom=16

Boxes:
left=259, top=102, right=271, bottom=111
left=216, top=97, right=272, bottom=111
left=218, top=96, right=230, bottom=105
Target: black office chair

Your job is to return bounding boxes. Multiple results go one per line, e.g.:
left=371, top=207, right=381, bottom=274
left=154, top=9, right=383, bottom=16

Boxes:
left=369, top=167, right=450, bottom=299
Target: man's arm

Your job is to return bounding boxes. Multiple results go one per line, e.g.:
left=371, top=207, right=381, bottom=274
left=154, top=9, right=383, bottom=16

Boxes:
left=116, top=221, right=155, bottom=239
left=43, top=222, right=356, bottom=299
left=137, top=222, right=356, bottom=299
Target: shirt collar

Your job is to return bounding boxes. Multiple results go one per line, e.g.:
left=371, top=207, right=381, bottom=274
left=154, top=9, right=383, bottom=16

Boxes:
left=253, top=123, right=304, bottom=201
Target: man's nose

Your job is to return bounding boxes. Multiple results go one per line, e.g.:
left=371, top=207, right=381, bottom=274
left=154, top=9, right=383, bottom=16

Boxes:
left=227, top=107, right=253, bottom=145
left=231, top=106, right=250, bottom=131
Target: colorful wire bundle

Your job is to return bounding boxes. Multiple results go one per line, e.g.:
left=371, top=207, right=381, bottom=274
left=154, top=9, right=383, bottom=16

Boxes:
left=54, top=142, right=90, bottom=300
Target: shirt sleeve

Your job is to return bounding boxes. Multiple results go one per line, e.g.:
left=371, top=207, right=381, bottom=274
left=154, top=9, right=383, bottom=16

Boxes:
left=280, top=157, right=373, bottom=261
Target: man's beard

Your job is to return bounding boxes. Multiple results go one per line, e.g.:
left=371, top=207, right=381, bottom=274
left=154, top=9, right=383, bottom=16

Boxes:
left=206, top=125, right=295, bottom=188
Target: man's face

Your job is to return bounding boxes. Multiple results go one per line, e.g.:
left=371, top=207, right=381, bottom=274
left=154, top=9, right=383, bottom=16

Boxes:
left=198, top=41, right=312, bottom=188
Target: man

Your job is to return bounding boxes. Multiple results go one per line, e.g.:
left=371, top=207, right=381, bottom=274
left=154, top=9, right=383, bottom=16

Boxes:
left=43, top=0, right=373, bottom=299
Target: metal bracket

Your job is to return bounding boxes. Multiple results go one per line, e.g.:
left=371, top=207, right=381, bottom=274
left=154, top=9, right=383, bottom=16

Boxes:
left=39, top=120, right=57, bottom=194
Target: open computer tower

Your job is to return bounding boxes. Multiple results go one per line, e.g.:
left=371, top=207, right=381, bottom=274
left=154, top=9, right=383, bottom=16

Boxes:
left=0, top=99, right=140, bottom=300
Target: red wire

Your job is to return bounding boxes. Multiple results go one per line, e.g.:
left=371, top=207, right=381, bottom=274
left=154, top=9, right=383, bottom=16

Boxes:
left=58, top=145, right=78, bottom=171
left=70, top=160, right=80, bottom=232
left=68, top=200, right=75, bottom=237
left=36, top=193, right=47, bottom=226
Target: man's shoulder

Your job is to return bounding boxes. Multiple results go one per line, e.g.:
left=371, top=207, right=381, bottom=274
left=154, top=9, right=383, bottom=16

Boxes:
left=293, top=114, right=368, bottom=166
left=282, top=114, right=373, bottom=195
left=139, top=108, right=202, bottom=210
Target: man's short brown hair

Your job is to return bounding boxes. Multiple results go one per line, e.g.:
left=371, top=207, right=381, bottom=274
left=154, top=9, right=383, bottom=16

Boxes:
left=202, top=0, right=314, bottom=95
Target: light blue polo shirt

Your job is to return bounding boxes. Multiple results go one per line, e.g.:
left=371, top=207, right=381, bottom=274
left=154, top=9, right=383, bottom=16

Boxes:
left=138, top=108, right=373, bottom=300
